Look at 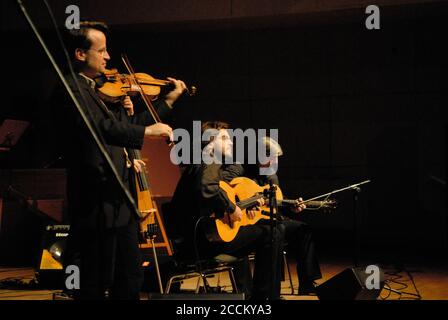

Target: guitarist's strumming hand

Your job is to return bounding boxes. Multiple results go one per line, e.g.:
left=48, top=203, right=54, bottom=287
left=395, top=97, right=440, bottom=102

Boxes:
left=229, top=206, right=243, bottom=227
left=292, top=197, right=306, bottom=213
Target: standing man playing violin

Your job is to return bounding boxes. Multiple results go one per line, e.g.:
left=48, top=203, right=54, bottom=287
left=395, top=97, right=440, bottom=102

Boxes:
left=52, top=20, right=185, bottom=300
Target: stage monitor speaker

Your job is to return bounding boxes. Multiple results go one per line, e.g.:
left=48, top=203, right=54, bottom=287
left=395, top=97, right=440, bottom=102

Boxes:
left=316, top=266, right=385, bottom=300
left=36, top=224, right=70, bottom=289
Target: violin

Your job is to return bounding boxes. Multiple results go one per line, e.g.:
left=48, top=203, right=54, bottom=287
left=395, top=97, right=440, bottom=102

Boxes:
left=94, top=68, right=197, bottom=101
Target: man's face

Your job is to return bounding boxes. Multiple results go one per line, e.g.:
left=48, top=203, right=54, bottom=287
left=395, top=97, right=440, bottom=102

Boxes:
left=76, top=29, right=110, bottom=77
left=214, top=129, right=233, bottom=159
left=259, top=155, right=278, bottom=168
left=259, top=155, right=279, bottom=176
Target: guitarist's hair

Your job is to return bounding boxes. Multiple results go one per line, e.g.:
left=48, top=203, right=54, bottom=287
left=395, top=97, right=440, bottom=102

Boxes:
left=201, top=121, right=229, bottom=133
left=201, top=121, right=230, bottom=147
left=261, top=136, right=283, bottom=157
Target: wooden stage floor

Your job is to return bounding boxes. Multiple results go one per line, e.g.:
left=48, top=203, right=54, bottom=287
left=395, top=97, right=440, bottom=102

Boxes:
left=1, top=258, right=447, bottom=300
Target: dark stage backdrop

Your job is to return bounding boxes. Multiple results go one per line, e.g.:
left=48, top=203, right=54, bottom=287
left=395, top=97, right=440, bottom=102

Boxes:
left=1, top=1, right=447, bottom=261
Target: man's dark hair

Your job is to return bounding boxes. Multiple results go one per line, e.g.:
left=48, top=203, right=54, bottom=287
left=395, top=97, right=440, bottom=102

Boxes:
left=65, top=20, right=109, bottom=60
left=201, top=121, right=229, bottom=134
left=200, top=121, right=230, bottom=148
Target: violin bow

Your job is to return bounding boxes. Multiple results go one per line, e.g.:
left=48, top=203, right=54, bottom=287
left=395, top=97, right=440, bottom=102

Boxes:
left=121, top=54, right=162, bottom=124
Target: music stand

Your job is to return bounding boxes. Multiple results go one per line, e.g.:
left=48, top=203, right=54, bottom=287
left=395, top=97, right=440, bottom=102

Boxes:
left=0, top=119, right=29, bottom=151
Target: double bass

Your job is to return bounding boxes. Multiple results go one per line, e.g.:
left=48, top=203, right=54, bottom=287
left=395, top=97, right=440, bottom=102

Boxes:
left=95, top=55, right=192, bottom=293
left=94, top=56, right=169, bottom=243
left=95, top=55, right=194, bottom=249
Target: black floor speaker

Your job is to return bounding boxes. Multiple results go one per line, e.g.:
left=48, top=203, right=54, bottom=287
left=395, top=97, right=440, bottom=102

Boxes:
left=36, top=224, right=70, bottom=289
left=316, top=266, right=385, bottom=300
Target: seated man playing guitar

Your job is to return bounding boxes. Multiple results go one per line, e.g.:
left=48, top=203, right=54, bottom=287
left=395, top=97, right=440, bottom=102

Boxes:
left=223, top=137, right=323, bottom=295
left=169, top=121, right=284, bottom=300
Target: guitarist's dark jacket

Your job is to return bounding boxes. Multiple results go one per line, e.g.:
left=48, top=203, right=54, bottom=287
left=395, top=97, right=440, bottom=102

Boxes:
left=169, top=163, right=236, bottom=258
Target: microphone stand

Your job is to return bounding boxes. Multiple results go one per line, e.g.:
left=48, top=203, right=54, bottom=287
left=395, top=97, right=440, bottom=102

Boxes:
left=268, top=182, right=279, bottom=299
left=300, top=180, right=371, bottom=204
left=300, top=180, right=371, bottom=268
left=352, top=186, right=361, bottom=267
left=145, top=222, right=164, bottom=294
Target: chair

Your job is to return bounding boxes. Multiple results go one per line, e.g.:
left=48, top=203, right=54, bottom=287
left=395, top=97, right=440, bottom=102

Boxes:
left=164, top=254, right=239, bottom=294
left=160, top=202, right=240, bottom=295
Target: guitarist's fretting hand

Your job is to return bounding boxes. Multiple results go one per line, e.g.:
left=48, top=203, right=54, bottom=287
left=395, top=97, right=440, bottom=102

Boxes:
left=292, top=197, right=306, bottom=213
left=247, top=199, right=265, bottom=219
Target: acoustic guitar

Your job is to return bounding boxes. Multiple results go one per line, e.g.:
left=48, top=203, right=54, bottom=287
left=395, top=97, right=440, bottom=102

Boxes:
left=203, top=177, right=337, bottom=242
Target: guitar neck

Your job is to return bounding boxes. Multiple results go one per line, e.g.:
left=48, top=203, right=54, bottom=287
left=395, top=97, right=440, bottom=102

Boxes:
left=236, top=194, right=264, bottom=210
left=280, top=199, right=327, bottom=208
left=238, top=197, right=328, bottom=210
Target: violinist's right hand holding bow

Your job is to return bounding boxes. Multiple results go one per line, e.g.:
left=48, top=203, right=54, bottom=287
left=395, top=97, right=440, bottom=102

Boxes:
left=145, top=123, right=174, bottom=142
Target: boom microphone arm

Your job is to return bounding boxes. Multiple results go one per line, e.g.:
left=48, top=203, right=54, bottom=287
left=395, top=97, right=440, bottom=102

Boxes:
left=16, top=0, right=140, bottom=219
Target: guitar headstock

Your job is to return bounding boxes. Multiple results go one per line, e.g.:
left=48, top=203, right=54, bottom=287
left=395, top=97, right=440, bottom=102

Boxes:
left=321, top=199, right=338, bottom=210
left=304, top=198, right=338, bottom=213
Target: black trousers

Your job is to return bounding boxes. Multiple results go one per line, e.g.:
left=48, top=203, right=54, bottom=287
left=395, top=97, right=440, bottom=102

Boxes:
left=278, top=219, right=322, bottom=286
left=199, top=222, right=284, bottom=300
left=65, top=217, right=143, bottom=300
